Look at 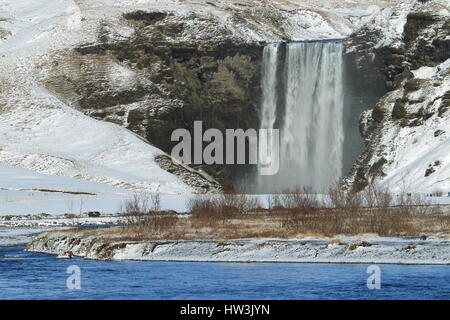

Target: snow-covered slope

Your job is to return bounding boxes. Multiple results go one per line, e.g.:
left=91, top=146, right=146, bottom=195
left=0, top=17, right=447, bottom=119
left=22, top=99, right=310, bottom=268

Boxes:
left=0, top=84, right=192, bottom=194
left=345, top=0, right=450, bottom=194
left=373, top=60, right=450, bottom=193
left=0, top=0, right=230, bottom=200
left=0, top=163, right=126, bottom=194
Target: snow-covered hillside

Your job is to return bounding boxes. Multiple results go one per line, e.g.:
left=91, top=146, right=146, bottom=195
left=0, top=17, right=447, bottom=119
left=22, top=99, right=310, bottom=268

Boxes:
left=374, top=60, right=450, bottom=193
left=346, top=0, right=450, bottom=194
left=0, top=0, right=399, bottom=214
left=0, top=162, right=192, bottom=215
left=0, top=84, right=193, bottom=194
left=1, top=0, right=231, bottom=208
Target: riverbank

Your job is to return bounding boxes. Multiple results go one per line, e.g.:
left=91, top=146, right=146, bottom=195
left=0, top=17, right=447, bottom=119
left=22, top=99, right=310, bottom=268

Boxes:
left=27, top=230, right=450, bottom=265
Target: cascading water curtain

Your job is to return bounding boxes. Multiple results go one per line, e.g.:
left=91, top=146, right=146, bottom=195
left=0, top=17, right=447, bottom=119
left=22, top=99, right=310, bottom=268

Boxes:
left=257, top=40, right=345, bottom=193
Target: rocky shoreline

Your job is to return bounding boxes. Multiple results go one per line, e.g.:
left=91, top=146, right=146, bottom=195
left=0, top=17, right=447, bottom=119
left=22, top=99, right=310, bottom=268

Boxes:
left=27, top=231, right=450, bottom=265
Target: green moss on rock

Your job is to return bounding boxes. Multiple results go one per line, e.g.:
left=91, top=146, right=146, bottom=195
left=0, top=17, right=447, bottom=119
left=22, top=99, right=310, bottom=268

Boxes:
left=392, top=98, right=408, bottom=119
left=127, top=109, right=146, bottom=124
left=372, top=103, right=386, bottom=122
left=404, top=78, right=425, bottom=92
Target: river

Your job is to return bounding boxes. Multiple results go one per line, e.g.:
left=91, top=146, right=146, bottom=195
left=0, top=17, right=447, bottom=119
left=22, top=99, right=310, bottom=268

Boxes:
left=1, top=246, right=449, bottom=299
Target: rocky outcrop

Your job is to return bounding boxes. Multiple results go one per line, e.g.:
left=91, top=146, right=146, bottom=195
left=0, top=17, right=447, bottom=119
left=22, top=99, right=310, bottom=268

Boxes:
left=154, top=155, right=223, bottom=193
left=344, top=0, right=450, bottom=193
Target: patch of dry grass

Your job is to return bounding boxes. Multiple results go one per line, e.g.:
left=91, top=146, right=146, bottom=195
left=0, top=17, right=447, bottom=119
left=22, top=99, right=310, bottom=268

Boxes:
left=59, top=208, right=450, bottom=242
left=57, top=188, right=450, bottom=241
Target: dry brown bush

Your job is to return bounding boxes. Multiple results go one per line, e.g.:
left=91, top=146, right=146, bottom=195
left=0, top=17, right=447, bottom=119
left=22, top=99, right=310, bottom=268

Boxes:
left=276, top=186, right=322, bottom=231
left=121, top=192, right=178, bottom=234
left=187, top=192, right=260, bottom=224
left=273, top=184, right=448, bottom=236
left=112, top=186, right=450, bottom=240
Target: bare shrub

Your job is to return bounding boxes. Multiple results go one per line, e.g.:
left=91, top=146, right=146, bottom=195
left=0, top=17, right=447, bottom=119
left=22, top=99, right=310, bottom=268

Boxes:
left=186, top=194, right=217, bottom=219
left=121, top=192, right=177, bottom=234
left=149, top=192, right=161, bottom=212
left=219, top=193, right=260, bottom=216
left=187, top=193, right=260, bottom=223
left=118, top=186, right=449, bottom=240
left=273, top=183, right=449, bottom=237
left=361, top=183, right=393, bottom=209
left=267, top=193, right=283, bottom=212
left=121, top=192, right=149, bottom=226
left=279, top=186, right=322, bottom=231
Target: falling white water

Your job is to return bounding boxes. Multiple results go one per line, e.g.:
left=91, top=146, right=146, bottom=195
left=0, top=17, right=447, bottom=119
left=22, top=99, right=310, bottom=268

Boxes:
left=257, top=41, right=345, bottom=193
left=260, top=43, right=279, bottom=133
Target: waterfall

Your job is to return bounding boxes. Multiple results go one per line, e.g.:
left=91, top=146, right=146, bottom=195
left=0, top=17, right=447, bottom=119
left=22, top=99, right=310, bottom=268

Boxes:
left=257, top=40, right=345, bottom=193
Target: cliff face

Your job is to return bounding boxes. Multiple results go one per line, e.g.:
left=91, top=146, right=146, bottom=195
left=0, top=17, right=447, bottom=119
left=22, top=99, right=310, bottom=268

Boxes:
left=26, top=0, right=376, bottom=191
left=41, top=14, right=264, bottom=159
left=345, top=0, right=450, bottom=193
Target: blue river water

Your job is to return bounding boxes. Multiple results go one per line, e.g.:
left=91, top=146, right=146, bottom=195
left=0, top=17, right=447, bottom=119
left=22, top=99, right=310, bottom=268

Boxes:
left=0, top=246, right=449, bottom=300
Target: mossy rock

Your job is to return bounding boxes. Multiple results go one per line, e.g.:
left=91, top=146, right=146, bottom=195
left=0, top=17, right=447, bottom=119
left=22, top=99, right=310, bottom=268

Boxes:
left=442, top=91, right=450, bottom=100
left=127, top=109, right=146, bottom=123
left=105, top=118, right=123, bottom=125
left=372, top=103, right=386, bottom=122
left=406, top=118, right=420, bottom=127
left=368, top=157, right=387, bottom=177
left=404, top=78, right=425, bottom=92
left=409, top=97, right=425, bottom=104
left=123, top=11, right=168, bottom=24
left=438, top=104, right=448, bottom=117
left=425, top=160, right=441, bottom=177
left=392, top=99, right=408, bottom=119
left=415, top=107, right=433, bottom=121
left=90, top=111, right=107, bottom=119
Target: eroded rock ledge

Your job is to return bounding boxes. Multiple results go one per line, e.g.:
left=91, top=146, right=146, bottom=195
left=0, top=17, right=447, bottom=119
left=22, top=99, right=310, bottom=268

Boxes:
left=28, top=231, right=450, bottom=264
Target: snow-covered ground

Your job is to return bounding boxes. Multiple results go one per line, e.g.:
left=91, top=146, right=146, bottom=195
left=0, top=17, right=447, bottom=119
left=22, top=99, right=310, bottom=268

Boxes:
left=0, top=215, right=122, bottom=246
left=362, top=59, right=450, bottom=194
left=0, top=162, right=194, bottom=216
left=27, top=231, right=450, bottom=265
left=0, top=93, right=193, bottom=194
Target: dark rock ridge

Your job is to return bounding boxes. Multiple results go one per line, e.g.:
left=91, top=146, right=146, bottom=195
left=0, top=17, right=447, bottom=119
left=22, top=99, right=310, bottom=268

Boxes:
left=154, top=155, right=223, bottom=193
